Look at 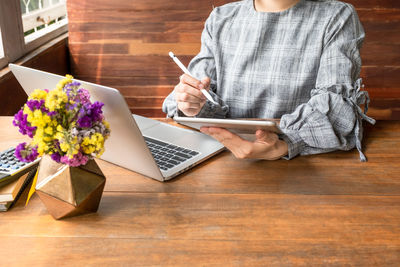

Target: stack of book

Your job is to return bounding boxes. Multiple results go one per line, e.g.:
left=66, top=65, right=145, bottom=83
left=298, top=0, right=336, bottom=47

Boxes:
left=0, top=168, right=37, bottom=211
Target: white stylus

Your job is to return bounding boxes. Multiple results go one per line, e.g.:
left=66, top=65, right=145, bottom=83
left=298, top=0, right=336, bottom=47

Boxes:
left=169, top=51, right=217, bottom=104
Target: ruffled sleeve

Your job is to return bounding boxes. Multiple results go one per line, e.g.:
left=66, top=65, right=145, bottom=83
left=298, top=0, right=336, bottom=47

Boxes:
left=279, top=3, right=375, bottom=161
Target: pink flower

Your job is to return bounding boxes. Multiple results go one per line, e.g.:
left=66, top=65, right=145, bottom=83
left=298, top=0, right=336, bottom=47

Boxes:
left=77, top=88, right=91, bottom=104
left=60, top=152, right=89, bottom=167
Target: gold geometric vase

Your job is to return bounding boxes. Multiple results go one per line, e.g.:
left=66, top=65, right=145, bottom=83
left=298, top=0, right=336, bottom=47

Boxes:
left=35, top=155, right=106, bottom=220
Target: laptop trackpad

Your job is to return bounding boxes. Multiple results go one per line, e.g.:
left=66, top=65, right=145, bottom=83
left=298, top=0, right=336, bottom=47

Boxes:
left=142, top=123, right=196, bottom=145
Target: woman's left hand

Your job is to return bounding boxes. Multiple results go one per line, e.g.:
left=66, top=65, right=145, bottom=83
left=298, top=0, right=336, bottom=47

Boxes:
left=200, top=127, right=288, bottom=160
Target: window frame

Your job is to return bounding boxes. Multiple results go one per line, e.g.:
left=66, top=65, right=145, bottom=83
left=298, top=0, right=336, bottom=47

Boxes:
left=0, top=0, right=68, bottom=69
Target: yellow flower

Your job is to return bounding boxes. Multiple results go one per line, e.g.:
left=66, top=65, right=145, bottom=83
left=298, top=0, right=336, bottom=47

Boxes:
left=32, top=128, right=48, bottom=155
left=82, top=136, right=95, bottom=154
left=71, top=148, right=79, bottom=156
left=54, top=132, right=64, bottom=140
left=56, top=74, right=73, bottom=90
left=28, top=89, right=47, bottom=100
left=103, top=120, right=110, bottom=131
left=45, top=89, right=68, bottom=112
left=60, top=142, right=70, bottom=152
left=81, top=133, right=105, bottom=156
left=96, top=147, right=105, bottom=157
left=23, top=105, right=34, bottom=122
left=95, top=134, right=104, bottom=150
left=29, top=110, right=51, bottom=129
left=32, top=135, right=48, bottom=155
left=43, top=114, right=51, bottom=124
left=44, top=126, right=53, bottom=135
left=34, top=127, right=44, bottom=140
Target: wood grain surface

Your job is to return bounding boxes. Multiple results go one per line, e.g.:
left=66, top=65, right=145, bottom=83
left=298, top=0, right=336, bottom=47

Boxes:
left=0, top=34, right=69, bottom=116
left=67, top=0, right=400, bottom=119
left=0, top=116, right=399, bottom=266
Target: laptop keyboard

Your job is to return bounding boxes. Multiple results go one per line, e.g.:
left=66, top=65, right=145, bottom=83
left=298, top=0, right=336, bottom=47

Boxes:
left=144, top=136, right=199, bottom=171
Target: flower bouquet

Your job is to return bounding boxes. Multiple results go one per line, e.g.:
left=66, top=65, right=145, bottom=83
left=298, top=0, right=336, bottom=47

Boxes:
left=13, top=75, right=111, bottom=219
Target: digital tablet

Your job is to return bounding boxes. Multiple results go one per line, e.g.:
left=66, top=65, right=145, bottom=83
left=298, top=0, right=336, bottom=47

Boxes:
left=174, top=117, right=281, bottom=134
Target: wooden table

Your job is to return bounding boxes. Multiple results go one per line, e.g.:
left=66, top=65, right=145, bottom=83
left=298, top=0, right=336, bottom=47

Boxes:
left=0, top=116, right=399, bottom=266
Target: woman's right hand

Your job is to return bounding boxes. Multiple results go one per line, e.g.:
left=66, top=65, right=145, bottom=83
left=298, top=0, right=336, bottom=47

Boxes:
left=174, top=74, right=211, bottom=117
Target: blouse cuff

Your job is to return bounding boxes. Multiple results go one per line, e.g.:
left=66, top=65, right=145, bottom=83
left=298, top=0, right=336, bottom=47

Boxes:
left=279, top=128, right=306, bottom=160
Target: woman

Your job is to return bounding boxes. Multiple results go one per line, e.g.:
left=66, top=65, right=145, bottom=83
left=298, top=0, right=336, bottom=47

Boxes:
left=162, top=0, right=375, bottom=161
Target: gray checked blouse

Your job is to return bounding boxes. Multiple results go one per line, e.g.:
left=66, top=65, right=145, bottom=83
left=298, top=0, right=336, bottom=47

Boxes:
left=162, top=0, right=375, bottom=161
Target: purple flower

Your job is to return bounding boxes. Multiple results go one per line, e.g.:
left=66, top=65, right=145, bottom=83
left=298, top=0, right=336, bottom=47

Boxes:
left=13, top=109, right=36, bottom=138
left=65, top=88, right=73, bottom=97
left=68, top=81, right=81, bottom=88
left=90, top=102, right=104, bottom=122
left=60, top=152, right=89, bottom=167
left=67, top=102, right=78, bottom=111
left=26, top=99, right=45, bottom=111
left=77, top=115, right=92, bottom=128
left=76, top=101, right=104, bottom=128
left=15, top=142, right=39, bottom=162
left=50, top=152, right=61, bottom=163
left=64, top=81, right=81, bottom=97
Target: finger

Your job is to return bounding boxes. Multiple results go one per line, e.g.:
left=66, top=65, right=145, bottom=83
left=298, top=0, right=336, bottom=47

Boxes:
left=255, top=129, right=267, bottom=139
left=201, top=77, right=211, bottom=89
left=202, top=128, right=284, bottom=160
left=209, top=128, right=278, bottom=159
left=176, top=91, right=206, bottom=103
left=181, top=84, right=205, bottom=100
left=175, top=84, right=205, bottom=100
left=180, top=74, right=204, bottom=89
left=201, top=127, right=235, bottom=143
left=201, top=127, right=254, bottom=158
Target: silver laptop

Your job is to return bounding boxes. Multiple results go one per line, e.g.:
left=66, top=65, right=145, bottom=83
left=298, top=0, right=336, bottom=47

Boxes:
left=9, top=64, right=224, bottom=182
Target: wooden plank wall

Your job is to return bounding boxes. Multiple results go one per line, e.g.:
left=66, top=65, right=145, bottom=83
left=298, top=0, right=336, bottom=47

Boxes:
left=67, top=0, right=400, bottom=119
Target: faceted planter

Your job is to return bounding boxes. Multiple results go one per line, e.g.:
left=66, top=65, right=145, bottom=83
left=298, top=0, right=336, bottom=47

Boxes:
left=35, top=156, right=106, bottom=220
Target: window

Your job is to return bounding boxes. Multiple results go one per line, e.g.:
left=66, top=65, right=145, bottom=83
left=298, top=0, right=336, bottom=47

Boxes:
left=21, top=0, right=67, bottom=43
left=0, top=27, right=6, bottom=68
left=0, top=0, right=68, bottom=69
left=0, top=28, right=4, bottom=59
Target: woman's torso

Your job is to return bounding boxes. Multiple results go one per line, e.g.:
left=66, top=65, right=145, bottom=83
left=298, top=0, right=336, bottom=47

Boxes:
left=210, top=0, right=345, bottom=118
